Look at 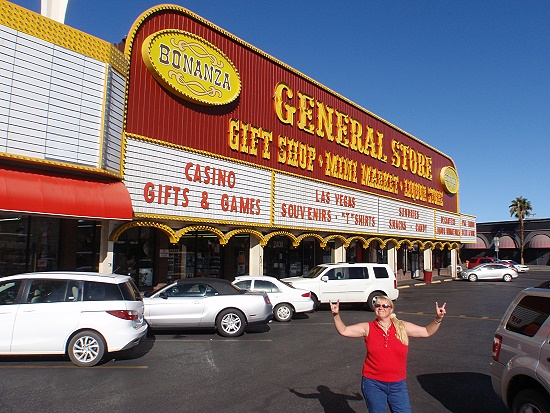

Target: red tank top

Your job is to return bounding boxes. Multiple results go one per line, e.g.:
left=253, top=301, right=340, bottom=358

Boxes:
left=362, top=320, right=408, bottom=382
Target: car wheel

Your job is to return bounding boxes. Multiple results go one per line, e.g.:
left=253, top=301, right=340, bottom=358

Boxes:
left=216, top=309, right=246, bottom=337
left=468, top=274, right=478, bottom=282
left=511, top=389, right=550, bottom=413
left=367, top=291, right=383, bottom=311
left=68, top=330, right=105, bottom=367
left=274, top=303, right=294, bottom=322
left=503, top=274, right=513, bottom=282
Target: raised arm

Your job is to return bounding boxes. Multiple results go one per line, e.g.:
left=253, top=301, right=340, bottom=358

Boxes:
left=330, top=300, right=369, bottom=338
left=404, top=302, right=446, bottom=338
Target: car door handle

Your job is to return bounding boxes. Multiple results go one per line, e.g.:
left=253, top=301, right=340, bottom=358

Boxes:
left=192, top=300, right=201, bottom=304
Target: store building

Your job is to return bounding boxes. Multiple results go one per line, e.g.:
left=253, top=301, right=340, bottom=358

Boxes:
left=0, top=2, right=477, bottom=286
left=461, top=219, right=550, bottom=266
left=0, top=1, right=131, bottom=277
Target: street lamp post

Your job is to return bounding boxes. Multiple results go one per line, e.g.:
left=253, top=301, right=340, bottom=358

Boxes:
left=494, top=236, right=500, bottom=260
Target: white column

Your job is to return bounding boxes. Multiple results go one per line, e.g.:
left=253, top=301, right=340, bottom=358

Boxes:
left=99, top=221, right=118, bottom=274
left=41, top=0, right=70, bottom=23
left=387, top=244, right=397, bottom=273
left=451, top=248, right=458, bottom=278
left=249, top=236, right=264, bottom=276
left=423, top=248, right=433, bottom=270
left=332, top=241, right=346, bottom=263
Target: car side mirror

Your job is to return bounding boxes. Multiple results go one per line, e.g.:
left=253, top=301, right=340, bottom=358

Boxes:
left=159, top=292, right=168, bottom=299
left=321, top=275, right=329, bottom=283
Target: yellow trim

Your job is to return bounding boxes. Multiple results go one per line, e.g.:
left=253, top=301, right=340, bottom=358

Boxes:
left=296, top=233, right=327, bottom=248
left=0, top=152, right=122, bottom=179
left=1, top=1, right=127, bottom=75
left=110, top=221, right=178, bottom=243
left=264, top=231, right=299, bottom=248
left=175, top=226, right=226, bottom=245
left=111, top=220, right=460, bottom=253
left=225, top=229, right=266, bottom=246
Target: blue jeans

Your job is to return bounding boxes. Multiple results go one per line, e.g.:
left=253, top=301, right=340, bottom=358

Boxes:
left=361, top=377, right=412, bottom=413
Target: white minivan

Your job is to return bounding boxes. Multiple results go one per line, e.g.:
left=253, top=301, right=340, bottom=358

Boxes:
left=282, top=263, right=399, bottom=310
left=0, top=272, right=147, bottom=367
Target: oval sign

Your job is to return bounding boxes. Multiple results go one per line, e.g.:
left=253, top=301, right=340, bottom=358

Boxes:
left=142, top=30, right=241, bottom=106
left=440, top=166, right=459, bottom=194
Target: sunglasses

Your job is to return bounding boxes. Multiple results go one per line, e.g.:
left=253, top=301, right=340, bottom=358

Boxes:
left=374, top=303, right=392, bottom=309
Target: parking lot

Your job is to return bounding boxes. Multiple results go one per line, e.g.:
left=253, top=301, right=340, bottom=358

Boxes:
left=0, top=269, right=548, bottom=413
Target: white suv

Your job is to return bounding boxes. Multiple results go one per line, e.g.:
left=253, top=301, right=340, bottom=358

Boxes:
left=282, top=263, right=398, bottom=310
left=490, top=281, right=550, bottom=412
left=0, top=272, right=147, bottom=367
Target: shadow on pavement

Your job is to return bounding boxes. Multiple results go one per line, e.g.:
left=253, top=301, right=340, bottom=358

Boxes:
left=289, top=385, right=363, bottom=413
left=417, top=372, right=508, bottom=412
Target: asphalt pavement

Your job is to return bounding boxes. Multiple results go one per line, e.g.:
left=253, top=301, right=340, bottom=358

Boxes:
left=397, top=265, right=550, bottom=289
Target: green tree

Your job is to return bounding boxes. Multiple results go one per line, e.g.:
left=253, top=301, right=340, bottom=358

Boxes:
left=509, top=196, right=533, bottom=264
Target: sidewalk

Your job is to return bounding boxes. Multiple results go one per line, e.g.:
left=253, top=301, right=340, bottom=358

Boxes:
left=397, top=275, right=454, bottom=289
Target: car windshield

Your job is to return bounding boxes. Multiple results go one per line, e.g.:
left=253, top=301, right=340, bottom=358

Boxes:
left=301, top=266, right=327, bottom=279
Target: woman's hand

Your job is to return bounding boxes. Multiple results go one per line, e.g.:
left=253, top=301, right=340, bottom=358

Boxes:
left=329, top=299, right=340, bottom=316
left=436, top=301, right=447, bottom=320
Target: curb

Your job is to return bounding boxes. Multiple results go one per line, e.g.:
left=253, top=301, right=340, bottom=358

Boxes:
left=397, top=278, right=454, bottom=289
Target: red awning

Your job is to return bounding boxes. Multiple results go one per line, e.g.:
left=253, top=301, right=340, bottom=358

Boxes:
left=0, top=166, right=133, bottom=220
left=499, top=235, right=516, bottom=249
left=462, top=237, right=487, bottom=249
left=529, top=234, right=550, bottom=249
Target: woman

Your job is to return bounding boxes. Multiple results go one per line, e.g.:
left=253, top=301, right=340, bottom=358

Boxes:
left=330, top=296, right=446, bottom=413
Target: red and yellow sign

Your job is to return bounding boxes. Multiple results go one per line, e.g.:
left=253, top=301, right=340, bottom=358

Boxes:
left=142, top=30, right=240, bottom=105
left=125, top=5, right=460, bottom=214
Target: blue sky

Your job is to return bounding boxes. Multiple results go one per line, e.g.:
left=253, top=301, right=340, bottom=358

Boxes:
left=10, top=1, right=550, bottom=223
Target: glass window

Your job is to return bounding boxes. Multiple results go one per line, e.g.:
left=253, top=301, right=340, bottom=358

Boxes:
left=119, top=280, right=142, bottom=301
left=234, top=280, right=251, bottom=291
left=83, top=281, right=123, bottom=301
left=254, top=280, right=280, bottom=293
left=373, top=266, right=390, bottom=279
left=349, top=267, right=365, bottom=279
left=0, top=280, right=22, bottom=305
left=27, top=279, right=69, bottom=303
left=505, top=296, right=550, bottom=337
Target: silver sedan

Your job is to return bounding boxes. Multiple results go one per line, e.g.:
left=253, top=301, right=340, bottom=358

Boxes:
left=459, top=263, right=518, bottom=282
left=142, top=278, right=273, bottom=337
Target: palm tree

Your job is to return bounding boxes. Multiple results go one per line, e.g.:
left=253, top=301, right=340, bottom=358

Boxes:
left=509, top=196, right=533, bottom=264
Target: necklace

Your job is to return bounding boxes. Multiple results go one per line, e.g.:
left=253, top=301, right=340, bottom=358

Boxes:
left=377, top=320, right=391, bottom=348
left=377, top=320, right=391, bottom=332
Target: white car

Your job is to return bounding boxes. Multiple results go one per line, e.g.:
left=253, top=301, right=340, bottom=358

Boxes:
left=143, top=278, right=273, bottom=336
left=459, top=263, right=518, bottom=282
left=0, top=272, right=147, bottom=367
left=282, top=263, right=399, bottom=311
left=233, top=276, right=314, bottom=322
left=500, top=260, right=529, bottom=273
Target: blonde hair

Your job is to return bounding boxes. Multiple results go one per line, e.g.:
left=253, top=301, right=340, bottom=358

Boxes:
left=376, top=296, right=409, bottom=346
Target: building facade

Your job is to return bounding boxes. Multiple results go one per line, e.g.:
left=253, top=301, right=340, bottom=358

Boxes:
left=0, top=2, right=477, bottom=287
left=461, top=219, right=550, bottom=266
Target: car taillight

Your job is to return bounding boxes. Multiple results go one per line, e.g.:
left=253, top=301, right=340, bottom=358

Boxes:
left=492, top=334, right=502, bottom=361
left=394, top=280, right=397, bottom=289
left=264, top=295, right=271, bottom=305
left=107, top=310, right=138, bottom=320
left=301, top=292, right=311, bottom=298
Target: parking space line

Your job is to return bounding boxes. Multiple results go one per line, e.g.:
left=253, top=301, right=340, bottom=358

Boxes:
left=149, top=339, right=272, bottom=342
left=0, top=365, right=149, bottom=369
left=396, top=311, right=500, bottom=321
